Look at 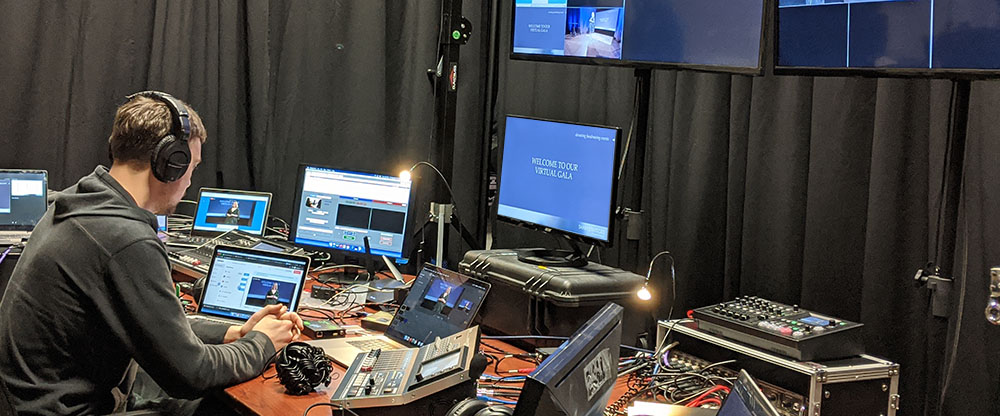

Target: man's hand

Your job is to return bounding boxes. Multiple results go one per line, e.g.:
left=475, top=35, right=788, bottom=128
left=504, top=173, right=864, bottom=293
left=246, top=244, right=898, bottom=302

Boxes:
left=252, top=315, right=297, bottom=351
left=224, top=304, right=304, bottom=343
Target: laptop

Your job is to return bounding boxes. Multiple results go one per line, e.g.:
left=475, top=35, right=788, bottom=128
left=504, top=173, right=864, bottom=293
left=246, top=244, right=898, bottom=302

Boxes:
left=625, top=369, right=781, bottom=416
left=310, top=264, right=491, bottom=367
left=166, top=188, right=272, bottom=248
left=0, top=170, right=47, bottom=246
left=189, top=245, right=310, bottom=325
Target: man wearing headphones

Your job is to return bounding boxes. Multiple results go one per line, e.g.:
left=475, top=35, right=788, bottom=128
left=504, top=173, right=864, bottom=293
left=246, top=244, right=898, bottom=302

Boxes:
left=0, top=92, right=302, bottom=415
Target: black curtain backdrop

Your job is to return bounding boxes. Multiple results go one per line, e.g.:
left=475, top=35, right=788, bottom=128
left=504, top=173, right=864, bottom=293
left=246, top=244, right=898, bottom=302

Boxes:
left=1, top=1, right=998, bottom=415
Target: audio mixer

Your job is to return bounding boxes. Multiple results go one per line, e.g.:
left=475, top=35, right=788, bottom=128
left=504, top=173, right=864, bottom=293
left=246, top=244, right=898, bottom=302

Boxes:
left=691, top=296, right=864, bottom=361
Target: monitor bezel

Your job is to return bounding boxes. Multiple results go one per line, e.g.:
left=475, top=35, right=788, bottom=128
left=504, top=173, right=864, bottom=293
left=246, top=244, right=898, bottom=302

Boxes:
left=508, top=0, right=769, bottom=76
left=496, top=115, right=623, bottom=247
left=772, top=1, right=1000, bottom=79
left=288, top=163, right=415, bottom=260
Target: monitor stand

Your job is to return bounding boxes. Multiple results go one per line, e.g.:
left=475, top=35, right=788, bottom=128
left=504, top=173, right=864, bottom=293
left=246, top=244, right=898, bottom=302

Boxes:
left=515, top=245, right=588, bottom=268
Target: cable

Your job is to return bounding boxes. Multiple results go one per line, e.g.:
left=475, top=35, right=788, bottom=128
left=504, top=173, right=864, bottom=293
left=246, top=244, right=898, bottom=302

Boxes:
left=0, top=245, right=14, bottom=267
left=303, top=402, right=361, bottom=416
left=275, top=342, right=334, bottom=395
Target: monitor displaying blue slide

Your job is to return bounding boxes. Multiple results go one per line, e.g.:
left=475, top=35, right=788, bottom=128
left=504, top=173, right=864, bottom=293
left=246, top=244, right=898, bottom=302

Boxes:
left=778, top=0, right=1000, bottom=72
left=498, top=116, right=621, bottom=244
left=290, top=165, right=413, bottom=259
left=191, top=188, right=271, bottom=236
left=512, top=0, right=766, bottom=72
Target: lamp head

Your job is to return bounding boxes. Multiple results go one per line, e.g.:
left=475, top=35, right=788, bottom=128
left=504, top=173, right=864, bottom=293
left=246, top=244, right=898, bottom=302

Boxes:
left=637, top=285, right=652, bottom=301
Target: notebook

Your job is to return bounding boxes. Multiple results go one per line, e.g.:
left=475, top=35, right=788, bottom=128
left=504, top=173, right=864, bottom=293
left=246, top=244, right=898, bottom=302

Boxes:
left=166, top=187, right=272, bottom=248
left=0, top=170, right=47, bottom=246
left=309, top=264, right=491, bottom=367
left=189, top=245, right=310, bottom=325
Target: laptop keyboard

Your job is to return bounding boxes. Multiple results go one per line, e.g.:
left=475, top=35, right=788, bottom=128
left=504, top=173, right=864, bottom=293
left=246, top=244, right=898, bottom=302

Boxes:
left=188, top=315, right=240, bottom=326
left=347, top=339, right=398, bottom=351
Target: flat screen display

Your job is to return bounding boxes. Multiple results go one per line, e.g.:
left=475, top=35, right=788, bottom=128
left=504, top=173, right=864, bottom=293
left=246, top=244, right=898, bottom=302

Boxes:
left=0, top=170, right=47, bottom=230
left=497, top=116, right=620, bottom=244
left=191, top=188, right=271, bottom=236
left=291, top=165, right=412, bottom=259
left=198, top=247, right=309, bottom=321
left=778, top=0, right=1000, bottom=72
left=512, top=0, right=766, bottom=72
left=385, top=265, right=490, bottom=347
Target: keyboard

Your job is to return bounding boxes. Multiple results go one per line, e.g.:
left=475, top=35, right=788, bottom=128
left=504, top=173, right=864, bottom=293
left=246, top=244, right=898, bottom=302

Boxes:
left=165, top=235, right=212, bottom=248
left=0, top=231, right=30, bottom=246
left=347, top=338, right=399, bottom=351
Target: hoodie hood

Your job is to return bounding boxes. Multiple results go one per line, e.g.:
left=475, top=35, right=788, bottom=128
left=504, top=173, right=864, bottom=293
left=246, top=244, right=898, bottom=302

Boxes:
left=52, top=166, right=157, bottom=229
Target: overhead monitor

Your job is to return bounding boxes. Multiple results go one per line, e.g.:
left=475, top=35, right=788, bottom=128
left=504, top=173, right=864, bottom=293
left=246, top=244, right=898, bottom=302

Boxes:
left=511, top=0, right=767, bottom=73
left=497, top=115, right=621, bottom=246
left=513, top=302, right=623, bottom=416
left=290, top=165, right=413, bottom=260
left=777, top=0, right=1000, bottom=75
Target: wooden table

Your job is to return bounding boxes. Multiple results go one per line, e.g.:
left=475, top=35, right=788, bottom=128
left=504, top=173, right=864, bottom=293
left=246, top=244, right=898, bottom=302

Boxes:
left=174, top=272, right=632, bottom=415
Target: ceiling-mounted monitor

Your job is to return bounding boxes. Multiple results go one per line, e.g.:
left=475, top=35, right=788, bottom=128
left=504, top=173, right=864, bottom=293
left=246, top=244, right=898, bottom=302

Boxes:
left=777, top=0, right=1000, bottom=77
left=511, top=0, right=768, bottom=74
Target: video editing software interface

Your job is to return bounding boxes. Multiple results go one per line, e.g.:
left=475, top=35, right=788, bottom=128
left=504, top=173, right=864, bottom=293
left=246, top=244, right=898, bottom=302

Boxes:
left=385, top=266, right=490, bottom=347
left=779, top=0, right=1000, bottom=70
left=498, top=116, right=618, bottom=243
left=192, top=189, right=270, bottom=235
left=0, top=171, right=46, bottom=229
left=293, top=166, right=412, bottom=259
left=199, top=248, right=307, bottom=321
left=513, top=0, right=765, bottom=68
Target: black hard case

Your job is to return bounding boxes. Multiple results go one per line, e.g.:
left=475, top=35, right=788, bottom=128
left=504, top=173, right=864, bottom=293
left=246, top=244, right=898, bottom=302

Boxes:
left=459, top=249, right=650, bottom=345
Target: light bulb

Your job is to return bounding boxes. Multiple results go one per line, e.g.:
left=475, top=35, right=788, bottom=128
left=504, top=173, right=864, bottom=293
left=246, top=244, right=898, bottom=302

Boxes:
left=637, top=285, right=652, bottom=301
left=399, top=170, right=412, bottom=181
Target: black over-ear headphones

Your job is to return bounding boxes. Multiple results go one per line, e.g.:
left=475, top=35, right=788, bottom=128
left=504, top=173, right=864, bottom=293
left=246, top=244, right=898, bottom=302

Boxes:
left=125, top=91, right=192, bottom=183
left=446, top=398, right=514, bottom=416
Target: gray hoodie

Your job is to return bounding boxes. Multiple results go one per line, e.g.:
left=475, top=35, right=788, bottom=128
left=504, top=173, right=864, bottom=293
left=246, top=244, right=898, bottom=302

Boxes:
left=0, top=166, right=274, bottom=415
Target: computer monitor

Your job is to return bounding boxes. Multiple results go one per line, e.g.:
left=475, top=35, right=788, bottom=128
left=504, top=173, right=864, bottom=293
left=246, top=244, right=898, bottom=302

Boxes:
left=497, top=116, right=621, bottom=247
left=0, top=170, right=47, bottom=230
left=511, top=0, right=767, bottom=74
left=190, top=188, right=272, bottom=236
left=289, top=165, right=413, bottom=260
left=777, top=0, right=1000, bottom=76
left=513, top=302, right=623, bottom=416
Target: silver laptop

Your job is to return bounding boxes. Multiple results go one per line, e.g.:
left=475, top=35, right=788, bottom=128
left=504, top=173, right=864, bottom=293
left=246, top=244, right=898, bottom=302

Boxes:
left=166, top=187, right=272, bottom=248
left=309, top=264, right=490, bottom=367
left=189, top=245, right=310, bottom=325
left=0, top=170, right=47, bottom=246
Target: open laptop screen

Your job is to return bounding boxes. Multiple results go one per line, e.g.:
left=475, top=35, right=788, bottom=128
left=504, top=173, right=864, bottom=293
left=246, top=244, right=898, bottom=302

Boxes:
left=0, top=170, right=47, bottom=230
left=198, top=246, right=310, bottom=321
left=385, top=265, right=490, bottom=347
left=191, top=188, right=271, bottom=236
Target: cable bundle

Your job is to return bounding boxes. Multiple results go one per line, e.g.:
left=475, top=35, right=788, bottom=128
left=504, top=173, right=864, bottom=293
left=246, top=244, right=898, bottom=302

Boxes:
left=275, top=342, right=334, bottom=395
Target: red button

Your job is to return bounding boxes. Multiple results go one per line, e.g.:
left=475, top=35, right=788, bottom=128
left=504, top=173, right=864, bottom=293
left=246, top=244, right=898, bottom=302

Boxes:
left=779, top=327, right=793, bottom=336
left=192, top=260, right=201, bottom=266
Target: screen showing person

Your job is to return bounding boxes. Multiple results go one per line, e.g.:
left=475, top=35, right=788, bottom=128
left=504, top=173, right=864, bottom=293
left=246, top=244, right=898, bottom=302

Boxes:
left=291, top=166, right=412, bottom=259
left=245, top=278, right=295, bottom=307
left=420, top=278, right=465, bottom=315
left=498, top=116, right=620, bottom=243
left=192, top=189, right=271, bottom=235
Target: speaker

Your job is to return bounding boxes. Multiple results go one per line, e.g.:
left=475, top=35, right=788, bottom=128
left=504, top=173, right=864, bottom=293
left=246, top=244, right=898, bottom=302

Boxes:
left=126, top=91, right=192, bottom=183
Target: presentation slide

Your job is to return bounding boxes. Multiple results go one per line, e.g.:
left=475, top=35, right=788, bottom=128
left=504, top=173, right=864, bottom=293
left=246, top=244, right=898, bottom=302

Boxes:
left=779, top=0, right=1000, bottom=69
left=498, top=117, right=617, bottom=241
left=513, top=0, right=764, bottom=68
